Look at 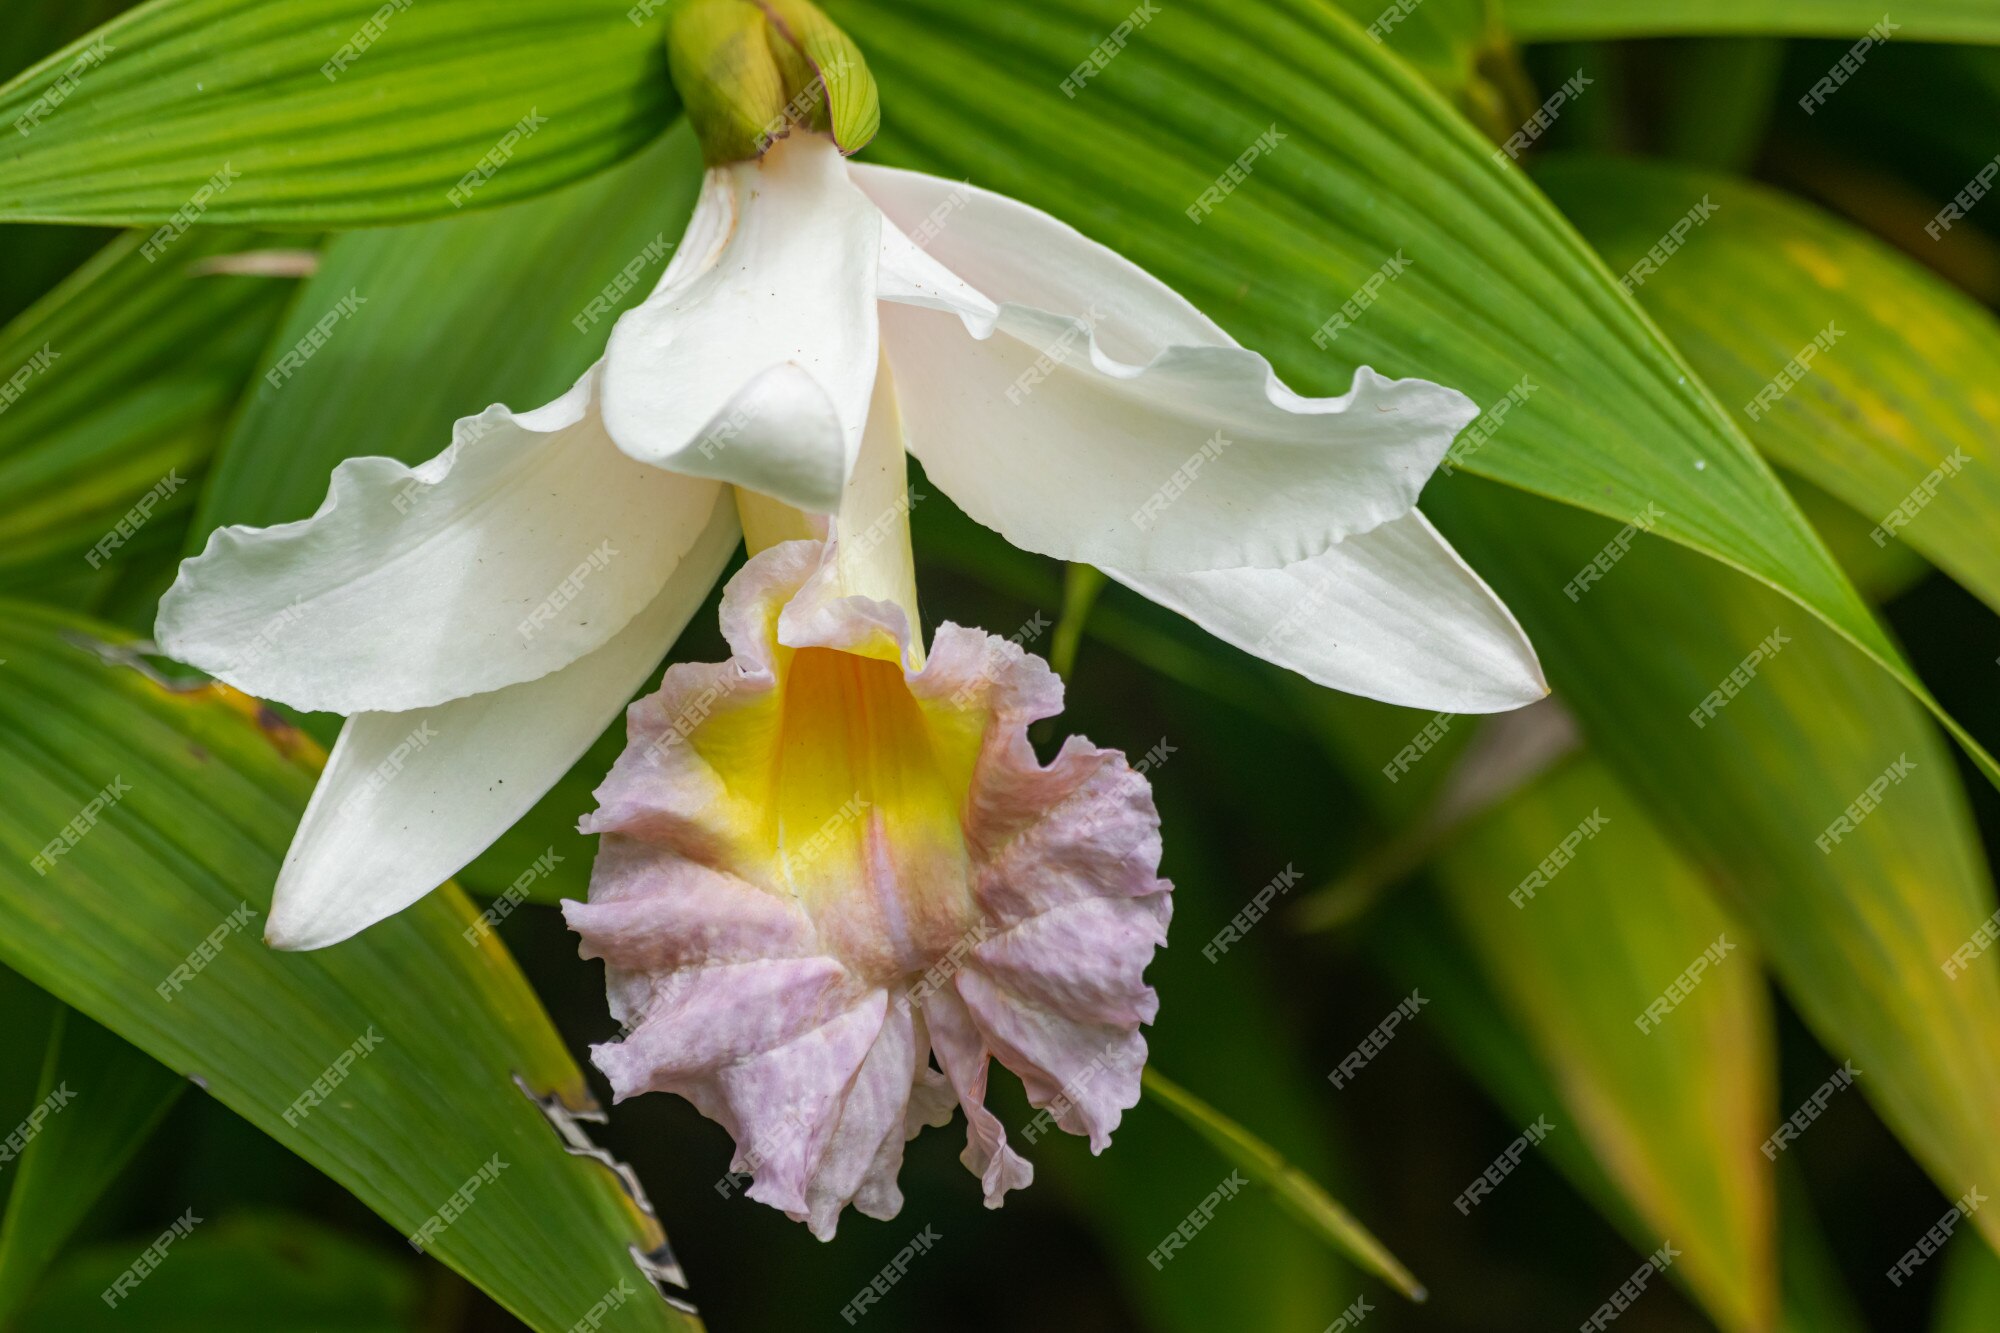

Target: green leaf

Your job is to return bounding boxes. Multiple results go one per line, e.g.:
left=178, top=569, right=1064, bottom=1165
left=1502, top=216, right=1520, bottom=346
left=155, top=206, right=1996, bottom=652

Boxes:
left=0, top=0, right=676, bottom=227
left=1364, top=885, right=1647, bottom=1225
left=826, top=0, right=1998, bottom=788
left=0, top=0, right=128, bottom=324
left=0, top=224, right=114, bottom=329
left=1539, top=153, right=2000, bottom=617
left=1787, top=470, right=1931, bottom=606
left=1504, top=1, right=2000, bottom=42
left=1817, top=44, right=2000, bottom=192
left=1047, top=563, right=1107, bottom=682
left=1433, top=756, right=1776, bottom=1332
left=1329, top=0, right=1537, bottom=139
left=1270, top=653, right=1776, bottom=1329
left=0, top=0, right=133, bottom=82
left=1935, top=1228, right=2000, bottom=1333
left=0, top=228, right=292, bottom=583
left=6, top=1211, right=423, bottom=1332
left=1141, top=1067, right=1425, bottom=1302
left=0, top=604, right=697, bottom=1333
left=0, top=1007, right=185, bottom=1322
left=1038, top=1091, right=1355, bottom=1332
left=1331, top=0, right=1485, bottom=91
left=1366, top=884, right=1868, bottom=1333
left=0, top=972, right=60, bottom=1183
left=1428, top=472, right=2000, bottom=1260
left=1651, top=38, right=1783, bottom=173
left=1775, top=1168, right=1869, bottom=1333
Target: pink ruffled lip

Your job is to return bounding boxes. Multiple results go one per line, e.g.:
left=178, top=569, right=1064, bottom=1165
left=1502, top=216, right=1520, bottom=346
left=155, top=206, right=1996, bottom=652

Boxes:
left=564, top=535, right=1172, bottom=1237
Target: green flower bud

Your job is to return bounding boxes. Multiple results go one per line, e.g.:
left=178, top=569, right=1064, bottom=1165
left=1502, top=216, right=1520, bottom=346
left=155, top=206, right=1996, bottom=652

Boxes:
left=665, top=0, right=880, bottom=166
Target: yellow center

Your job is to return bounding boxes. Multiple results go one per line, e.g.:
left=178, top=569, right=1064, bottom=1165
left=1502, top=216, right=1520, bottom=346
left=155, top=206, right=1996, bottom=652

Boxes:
left=687, top=638, right=982, bottom=983
left=692, top=360, right=987, bottom=982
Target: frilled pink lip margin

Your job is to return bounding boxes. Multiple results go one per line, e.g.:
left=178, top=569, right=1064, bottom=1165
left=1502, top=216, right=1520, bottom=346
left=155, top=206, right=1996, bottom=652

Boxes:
left=563, top=538, right=1173, bottom=1239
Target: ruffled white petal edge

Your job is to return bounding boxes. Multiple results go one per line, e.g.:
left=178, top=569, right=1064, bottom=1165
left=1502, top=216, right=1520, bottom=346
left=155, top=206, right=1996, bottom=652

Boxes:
left=265, top=494, right=741, bottom=950
left=158, top=365, right=722, bottom=715
left=854, top=162, right=1477, bottom=574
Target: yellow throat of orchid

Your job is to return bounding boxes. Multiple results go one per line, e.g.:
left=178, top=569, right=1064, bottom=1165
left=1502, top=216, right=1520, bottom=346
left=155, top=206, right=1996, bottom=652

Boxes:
left=694, top=365, right=983, bottom=982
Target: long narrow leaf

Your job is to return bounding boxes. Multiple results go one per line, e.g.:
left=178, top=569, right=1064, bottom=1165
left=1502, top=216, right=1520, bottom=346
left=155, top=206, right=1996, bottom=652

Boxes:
left=1504, top=1, right=2000, bottom=43
left=0, top=1007, right=184, bottom=1322
left=1141, top=1068, right=1425, bottom=1302
left=1429, top=472, right=2000, bottom=1258
left=0, top=604, right=698, bottom=1333
left=0, top=0, right=676, bottom=226
left=1434, top=758, right=1776, bottom=1332
left=7, top=1212, right=423, bottom=1332
left=1540, top=154, right=2000, bottom=616
left=0, top=228, right=291, bottom=581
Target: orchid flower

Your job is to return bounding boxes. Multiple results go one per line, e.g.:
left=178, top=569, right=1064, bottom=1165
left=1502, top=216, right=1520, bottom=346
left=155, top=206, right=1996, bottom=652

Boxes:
left=563, top=381, right=1170, bottom=1234
left=152, top=0, right=1541, bottom=1237
left=154, top=123, right=1542, bottom=945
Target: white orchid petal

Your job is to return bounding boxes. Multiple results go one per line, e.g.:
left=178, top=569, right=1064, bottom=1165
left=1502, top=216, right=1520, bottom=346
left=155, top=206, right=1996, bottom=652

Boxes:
left=824, top=354, right=923, bottom=665
left=601, top=135, right=880, bottom=513
left=853, top=163, right=1477, bottom=574
left=157, top=367, right=722, bottom=715
left=853, top=164, right=1220, bottom=355
left=265, top=495, right=741, bottom=951
left=1108, top=510, right=1547, bottom=713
